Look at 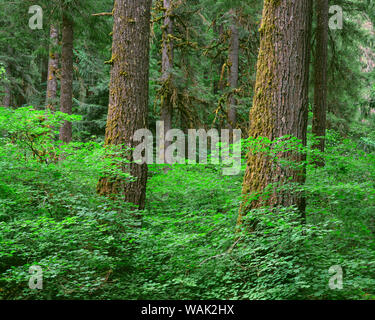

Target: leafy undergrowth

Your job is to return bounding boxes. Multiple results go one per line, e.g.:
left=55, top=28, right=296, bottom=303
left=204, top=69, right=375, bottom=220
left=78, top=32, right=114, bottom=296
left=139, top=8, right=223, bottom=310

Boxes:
left=119, top=141, right=375, bottom=300
left=1, top=108, right=375, bottom=299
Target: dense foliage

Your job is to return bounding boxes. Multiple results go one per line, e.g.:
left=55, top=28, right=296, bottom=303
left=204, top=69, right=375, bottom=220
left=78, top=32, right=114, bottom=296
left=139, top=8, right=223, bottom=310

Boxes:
left=0, top=107, right=374, bottom=299
left=0, top=0, right=374, bottom=300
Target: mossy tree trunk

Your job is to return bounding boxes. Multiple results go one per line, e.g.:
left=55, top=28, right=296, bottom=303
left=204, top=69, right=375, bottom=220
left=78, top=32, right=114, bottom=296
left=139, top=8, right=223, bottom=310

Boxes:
left=227, top=9, right=239, bottom=132
left=239, top=0, right=312, bottom=223
left=213, top=21, right=225, bottom=95
left=160, top=0, right=174, bottom=163
left=97, top=0, right=151, bottom=210
left=312, top=0, right=329, bottom=160
left=59, top=12, right=73, bottom=143
left=46, top=25, right=59, bottom=111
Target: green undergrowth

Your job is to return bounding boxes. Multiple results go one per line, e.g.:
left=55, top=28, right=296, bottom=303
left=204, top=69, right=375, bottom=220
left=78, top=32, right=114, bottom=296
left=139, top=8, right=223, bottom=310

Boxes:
left=0, top=107, right=374, bottom=299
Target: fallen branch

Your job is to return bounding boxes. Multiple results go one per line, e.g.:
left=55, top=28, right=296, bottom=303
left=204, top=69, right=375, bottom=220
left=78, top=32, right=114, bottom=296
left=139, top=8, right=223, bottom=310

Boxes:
left=199, top=252, right=226, bottom=266
left=92, top=12, right=113, bottom=17
left=199, top=236, right=242, bottom=266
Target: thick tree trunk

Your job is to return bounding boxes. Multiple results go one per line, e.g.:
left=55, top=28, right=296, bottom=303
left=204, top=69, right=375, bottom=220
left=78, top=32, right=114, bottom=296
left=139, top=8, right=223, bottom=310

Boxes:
left=239, top=0, right=312, bottom=222
left=59, top=13, right=73, bottom=143
left=97, top=0, right=151, bottom=210
left=227, top=10, right=239, bottom=131
left=160, top=0, right=174, bottom=163
left=312, top=0, right=329, bottom=160
left=46, top=25, right=59, bottom=111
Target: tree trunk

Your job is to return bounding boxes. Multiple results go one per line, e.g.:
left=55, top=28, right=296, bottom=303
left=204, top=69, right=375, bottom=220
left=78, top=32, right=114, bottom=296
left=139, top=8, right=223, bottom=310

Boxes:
left=2, top=47, right=13, bottom=108
left=160, top=0, right=174, bottom=163
left=227, top=10, right=239, bottom=131
left=2, top=65, right=11, bottom=108
left=238, top=0, right=312, bottom=222
left=213, top=21, right=225, bottom=95
left=312, top=0, right=328, bottom=160
left=46, top=25, right=59, bottom=111
left=59, top=13, right=73, bottom=143
left=97, top=0, right=151, bottom=210
left=79, top=77, right=86, bottom=104
left=217, top=23, right=225, bottom=93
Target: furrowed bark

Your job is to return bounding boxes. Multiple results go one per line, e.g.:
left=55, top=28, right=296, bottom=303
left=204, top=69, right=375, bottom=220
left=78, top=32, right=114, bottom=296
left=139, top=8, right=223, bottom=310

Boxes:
left=160, top=0, right=174, bottom=163
left=312, top=0, right=329, bottom=161
left=213, top=21, right=225, bottom=95
left=238, top=0, right=313, bottom=223
left=2, top=47, right=13, bottom=108
left=228, top=9, right=239, bottom=132
left=97, top=0, right=152, bottom=210
left=2, top=66, right=11, bottom=107
left=59, top=12, right=74, bottom=143
left=46, top=25, right=59, bottom=111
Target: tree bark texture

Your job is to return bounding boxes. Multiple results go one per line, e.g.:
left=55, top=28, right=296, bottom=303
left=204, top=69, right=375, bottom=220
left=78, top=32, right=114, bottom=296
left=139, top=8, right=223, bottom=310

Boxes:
left=46, top=25, right=59, bottom=111
left=312, top=0, right=329, bottom=158
left=228, top=10, right=239, bottom=131
left=160, top=0, right=174, bottom=163
left=239, top=0, right=312, bottom=223
left=97, top=0, right=152, bottom=210
left=59, top=12, right=74, bottom=143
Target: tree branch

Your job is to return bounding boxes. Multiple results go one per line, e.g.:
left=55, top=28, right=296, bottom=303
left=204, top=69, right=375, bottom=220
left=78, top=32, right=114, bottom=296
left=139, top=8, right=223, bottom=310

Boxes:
left=92, top=12, right=113, bottom=17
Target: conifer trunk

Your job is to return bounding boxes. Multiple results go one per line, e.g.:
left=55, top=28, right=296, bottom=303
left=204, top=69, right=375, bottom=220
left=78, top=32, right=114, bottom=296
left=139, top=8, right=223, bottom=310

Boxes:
left=213, top=22, right=225, bottom=95
left=312, top=0, right=329, bottom=159
left=228, top=10, right=239, bottom=131
left=59, top=12, right=74, bottom=143
left=161, top=0, right=174, bottom=163
left=2, top=65, right=11, bottom=107
left=46, top=25, right=59, bottom=111
left=97, top=0, right=152, bottom=210
left=2, top=47, right=13, bottom=108
left=217, top=24, right=225, bottom=93
left=239, top=0, right=312, bottom=222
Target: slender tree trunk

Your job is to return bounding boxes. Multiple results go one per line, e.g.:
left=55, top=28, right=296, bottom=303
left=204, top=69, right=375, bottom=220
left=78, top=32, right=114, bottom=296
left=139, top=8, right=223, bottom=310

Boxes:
left=217, top=23, right=225, bottom=93
left=59, top=13, right=73, bottom=143
left=160, top=0, right=174, bottom=163
left=2, top=66, right=11, bottom=108
left=97, top=0, right=151, bottom=210
left=238, top=0, right=312, bottom=223
left=46, top=25, right=59, bottom=111
left=41, top=56, right=48, bottom=87
left=79, top=77, right=86, bottom=104
left=312, top=0, right=329, bottom=161
left=213, top=21, right=225, bottom=95
left=227, top=10, right=239, bottom=132
left=2, top=47, right=13, bottom=108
